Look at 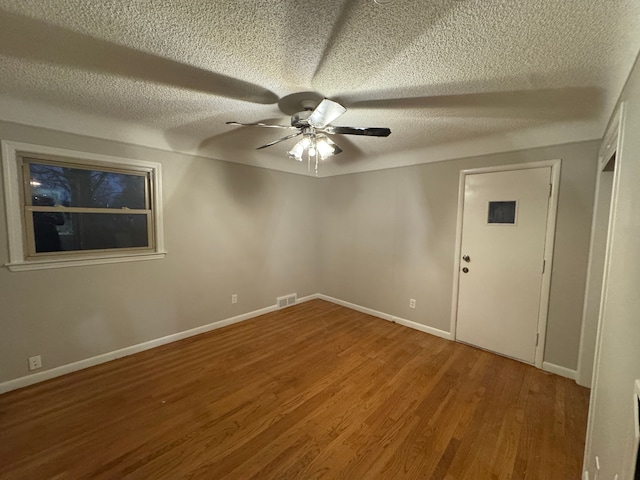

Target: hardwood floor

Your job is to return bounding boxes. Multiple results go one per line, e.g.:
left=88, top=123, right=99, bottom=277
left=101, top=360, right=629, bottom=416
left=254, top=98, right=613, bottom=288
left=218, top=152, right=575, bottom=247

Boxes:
left=0, top=299, right=589, bottom=479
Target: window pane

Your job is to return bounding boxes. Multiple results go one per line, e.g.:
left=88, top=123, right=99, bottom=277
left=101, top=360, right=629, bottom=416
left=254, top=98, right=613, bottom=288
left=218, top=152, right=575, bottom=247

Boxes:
left=29, top=163, right=146, bottom=209
left=33, top=211, right=66, bottom=252
left=33, top=212, right=149, bottom=253
left=488, top=201, right=517, bottom=224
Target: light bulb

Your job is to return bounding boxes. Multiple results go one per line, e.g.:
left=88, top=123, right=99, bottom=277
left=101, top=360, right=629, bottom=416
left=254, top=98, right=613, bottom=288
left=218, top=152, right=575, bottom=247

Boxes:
left=309, top=146, right=316, bottom=157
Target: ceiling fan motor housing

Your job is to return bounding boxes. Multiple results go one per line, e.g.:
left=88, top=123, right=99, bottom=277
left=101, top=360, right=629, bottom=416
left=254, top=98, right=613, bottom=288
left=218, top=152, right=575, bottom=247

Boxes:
left=291, top=110, right=312, bottom=128
left=290, top=99, right=319, bottom=127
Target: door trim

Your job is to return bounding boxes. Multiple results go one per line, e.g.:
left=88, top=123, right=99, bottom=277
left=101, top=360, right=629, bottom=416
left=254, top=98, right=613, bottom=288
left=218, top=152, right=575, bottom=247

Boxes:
left=582, top=102, right=626, bottom=476
left=449, top=159, right=562, bottom=368
left=577, top=102, right=625, bottom=387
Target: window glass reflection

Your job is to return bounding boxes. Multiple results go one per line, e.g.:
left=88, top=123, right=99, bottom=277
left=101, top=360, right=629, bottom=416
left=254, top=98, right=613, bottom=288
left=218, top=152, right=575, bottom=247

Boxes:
left=33, top=212, right=149, bottom=253
left=29, top=163, right=146, bottom=209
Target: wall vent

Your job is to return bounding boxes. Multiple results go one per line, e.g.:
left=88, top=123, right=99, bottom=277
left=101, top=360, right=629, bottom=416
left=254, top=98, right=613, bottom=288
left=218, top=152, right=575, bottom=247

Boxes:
left=277, top=293, right=297, bottom=309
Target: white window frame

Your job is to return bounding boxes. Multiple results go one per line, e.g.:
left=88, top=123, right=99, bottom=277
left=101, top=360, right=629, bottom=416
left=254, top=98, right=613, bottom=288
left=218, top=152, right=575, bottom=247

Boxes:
left=2, top=141, right=166, bottom=271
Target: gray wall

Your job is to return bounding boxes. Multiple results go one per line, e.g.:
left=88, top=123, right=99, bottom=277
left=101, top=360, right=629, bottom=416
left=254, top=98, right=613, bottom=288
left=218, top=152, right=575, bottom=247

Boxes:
left=584, top=51, right=640, bottom=479
left=318, top=141, right=598, bottom=370
left=0, top=121, right=319, bottom=384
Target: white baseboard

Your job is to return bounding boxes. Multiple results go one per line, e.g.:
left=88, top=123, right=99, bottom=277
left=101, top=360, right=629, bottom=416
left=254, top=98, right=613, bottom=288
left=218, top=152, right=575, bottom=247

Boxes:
left=0, top=296, right=316, bottom=395
left=392, top=315, right=454, bottom=340
left=317, top=294, right=453, bottom=340
left=1, top=294, right=573, bottom=394
left=295, top=293, right=320, bottom=303
left=542, top=361, right=577, bottom=380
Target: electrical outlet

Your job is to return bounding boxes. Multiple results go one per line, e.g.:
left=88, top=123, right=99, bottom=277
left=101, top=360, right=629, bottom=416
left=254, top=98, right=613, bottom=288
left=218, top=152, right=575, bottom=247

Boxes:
left=409, top=299, right=416, bottom=309
left=28, top=355, right=42, bottom=371
left=231, top=294, right=238, bottom=304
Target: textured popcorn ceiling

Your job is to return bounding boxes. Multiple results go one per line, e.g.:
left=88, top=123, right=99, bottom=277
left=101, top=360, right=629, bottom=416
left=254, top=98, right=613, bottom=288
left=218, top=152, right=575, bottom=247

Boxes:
left=0, top=0, right=639, bottom=176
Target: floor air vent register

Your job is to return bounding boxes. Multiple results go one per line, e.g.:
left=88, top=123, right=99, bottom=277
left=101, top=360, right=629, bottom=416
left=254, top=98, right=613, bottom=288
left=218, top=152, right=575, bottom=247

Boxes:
left=277, top=293, right=297, bottom=309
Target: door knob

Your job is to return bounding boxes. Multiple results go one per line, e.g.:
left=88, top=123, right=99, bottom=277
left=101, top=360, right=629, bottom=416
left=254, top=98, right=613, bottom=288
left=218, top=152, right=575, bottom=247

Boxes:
left=462, top=255, right=470, bottom=263
left=462, top=267, right=469, bottom=273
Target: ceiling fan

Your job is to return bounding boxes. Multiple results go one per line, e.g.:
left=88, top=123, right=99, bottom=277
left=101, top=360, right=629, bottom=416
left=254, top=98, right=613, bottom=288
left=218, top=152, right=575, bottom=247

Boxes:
left=226, top=98, right=391, bottom=174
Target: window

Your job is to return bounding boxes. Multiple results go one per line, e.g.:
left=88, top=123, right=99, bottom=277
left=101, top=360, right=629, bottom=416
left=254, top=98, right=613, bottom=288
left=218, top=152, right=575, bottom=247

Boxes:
left=2, top=141, right=165, bottom=271
left=487, top=200, right=517, bottom=225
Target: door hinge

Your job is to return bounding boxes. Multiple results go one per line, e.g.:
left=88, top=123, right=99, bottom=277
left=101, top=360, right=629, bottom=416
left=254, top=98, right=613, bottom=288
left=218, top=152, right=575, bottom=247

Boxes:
left=549, top=183, right=552, bottom=197
left=536, top=333, right=539, bottom=346
left=542, top=259, right=546, bottom=274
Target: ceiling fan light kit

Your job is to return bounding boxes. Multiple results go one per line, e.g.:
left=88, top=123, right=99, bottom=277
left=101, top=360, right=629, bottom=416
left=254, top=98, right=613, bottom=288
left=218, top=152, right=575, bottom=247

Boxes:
left=227, top=97, right=390, bottom=175
left=287, top=133, right=343, bottom=174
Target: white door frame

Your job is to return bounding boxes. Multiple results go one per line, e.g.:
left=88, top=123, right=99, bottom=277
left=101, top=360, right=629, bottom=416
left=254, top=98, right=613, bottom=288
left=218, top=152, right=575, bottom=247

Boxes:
left=576, top=102, right=625, bottom=387
left=449, top=159, right=562, bottom=368
left=582, top=103, right=626, bottom=477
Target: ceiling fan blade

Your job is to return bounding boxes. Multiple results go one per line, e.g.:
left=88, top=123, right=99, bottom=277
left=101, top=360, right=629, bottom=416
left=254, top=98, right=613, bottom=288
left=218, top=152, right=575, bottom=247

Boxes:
left=307, top=99, right=347, bottom=128
left=226, top=121, right=298, bottom=130
left=256, top=132, right=302, bottom=150
left=323, top=126, right=391, bottom=137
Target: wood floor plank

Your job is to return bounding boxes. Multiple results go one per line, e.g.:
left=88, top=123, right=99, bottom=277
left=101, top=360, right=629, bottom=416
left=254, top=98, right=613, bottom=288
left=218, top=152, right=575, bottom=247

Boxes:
left=0, top=299, right=589, bottom=479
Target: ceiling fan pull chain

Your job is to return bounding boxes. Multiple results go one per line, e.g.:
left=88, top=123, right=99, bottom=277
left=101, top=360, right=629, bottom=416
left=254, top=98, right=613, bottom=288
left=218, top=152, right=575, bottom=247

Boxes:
left=309, top=135, right=318, bottom=176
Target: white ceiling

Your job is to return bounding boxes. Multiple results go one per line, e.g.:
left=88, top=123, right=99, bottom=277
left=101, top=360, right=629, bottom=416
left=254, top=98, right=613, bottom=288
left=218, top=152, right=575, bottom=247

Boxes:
left=1, top=0, right=639, bottom=176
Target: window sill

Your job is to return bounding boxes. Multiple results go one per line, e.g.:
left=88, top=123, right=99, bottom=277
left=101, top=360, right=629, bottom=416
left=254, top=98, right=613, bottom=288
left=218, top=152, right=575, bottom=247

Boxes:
left=6, top=251, right=167, bottom=272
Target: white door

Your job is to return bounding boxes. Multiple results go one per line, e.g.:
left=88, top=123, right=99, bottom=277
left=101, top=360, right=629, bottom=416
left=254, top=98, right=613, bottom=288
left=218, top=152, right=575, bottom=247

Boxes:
left=456, top=167, right=552, bottom=363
